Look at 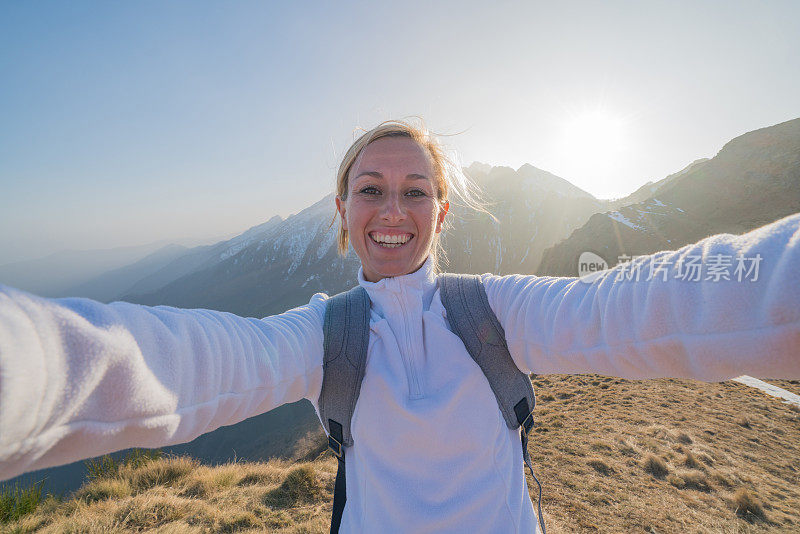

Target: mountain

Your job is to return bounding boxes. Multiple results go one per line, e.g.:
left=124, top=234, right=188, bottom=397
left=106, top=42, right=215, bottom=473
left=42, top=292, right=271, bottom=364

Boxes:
left=0, top=234, right=236, bottom=299
left=441, top=163, right=607, bottom=276
left=59, top=244, right=191, bottom=302
left=123, top=165, right=604, bottom=317
left=605, top=158, right=709, bottom=210
left=92, top=215, right=287, bottom=304
left=537, top=117, right=800, bottom=276
left=122, top=197, right=359, bottom=317
left=0, top=242, right=175, bottom=298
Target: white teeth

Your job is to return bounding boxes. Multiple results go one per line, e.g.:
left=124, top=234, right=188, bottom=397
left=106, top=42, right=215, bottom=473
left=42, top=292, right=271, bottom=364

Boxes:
left=370, top=232, right=412, bottom=247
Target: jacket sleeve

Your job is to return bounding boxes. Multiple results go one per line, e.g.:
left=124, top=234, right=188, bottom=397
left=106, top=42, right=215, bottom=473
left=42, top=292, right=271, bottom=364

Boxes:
left=482, top=212, right=800, bottom=381
left=0, top=288, right=327, bottom=481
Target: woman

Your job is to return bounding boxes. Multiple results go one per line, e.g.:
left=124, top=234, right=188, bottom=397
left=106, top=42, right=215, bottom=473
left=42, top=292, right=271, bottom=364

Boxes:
left=0, top=120, right=799, bottom=533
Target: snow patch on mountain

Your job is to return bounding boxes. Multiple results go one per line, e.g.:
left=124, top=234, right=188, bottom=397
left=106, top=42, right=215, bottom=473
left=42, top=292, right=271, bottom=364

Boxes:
left=317, top=225, right=337, bottom=260
left=608, top=211, right=644, bottom=230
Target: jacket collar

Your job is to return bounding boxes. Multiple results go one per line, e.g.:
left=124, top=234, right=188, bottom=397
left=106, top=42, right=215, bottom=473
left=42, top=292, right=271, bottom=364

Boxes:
left=357, top=256, right=439, bottom=312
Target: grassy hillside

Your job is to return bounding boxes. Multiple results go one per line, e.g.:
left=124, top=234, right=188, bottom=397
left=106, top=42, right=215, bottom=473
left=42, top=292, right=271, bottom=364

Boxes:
left=3, top=376, right=799, bottom=533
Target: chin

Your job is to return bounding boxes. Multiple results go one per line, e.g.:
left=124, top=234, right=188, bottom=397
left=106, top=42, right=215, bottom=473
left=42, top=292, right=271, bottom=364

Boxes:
left=391, top=259, right=424, bottom=275
left=364, top=258, right=420, bottom=281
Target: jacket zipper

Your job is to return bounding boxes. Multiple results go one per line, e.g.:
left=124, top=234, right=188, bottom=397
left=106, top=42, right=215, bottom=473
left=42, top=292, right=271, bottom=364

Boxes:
left=395, top=290, right=422, bottom=398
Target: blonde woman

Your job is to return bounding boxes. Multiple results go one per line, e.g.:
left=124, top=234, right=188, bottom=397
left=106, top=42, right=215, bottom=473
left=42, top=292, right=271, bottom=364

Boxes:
left=1, top=120, right=799, bottom=533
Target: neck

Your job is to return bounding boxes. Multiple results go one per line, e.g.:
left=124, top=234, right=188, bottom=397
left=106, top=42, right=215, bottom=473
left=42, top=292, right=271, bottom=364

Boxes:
left=363, top=260, right=430, bottom=283
left=358, top=255, right=436, bottom=289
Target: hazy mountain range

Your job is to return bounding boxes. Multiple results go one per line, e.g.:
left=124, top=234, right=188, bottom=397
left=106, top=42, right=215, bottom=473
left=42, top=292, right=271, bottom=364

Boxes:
left=3, top=117, right=799, bottom=496
left=538, top=118, right=800, bottom=275
left=0, top=234, right=235, bottom=299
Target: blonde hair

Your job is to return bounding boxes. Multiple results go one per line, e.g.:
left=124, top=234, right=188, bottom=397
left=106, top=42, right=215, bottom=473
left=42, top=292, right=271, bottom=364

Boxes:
left=331, top=118, right=493, bottom=272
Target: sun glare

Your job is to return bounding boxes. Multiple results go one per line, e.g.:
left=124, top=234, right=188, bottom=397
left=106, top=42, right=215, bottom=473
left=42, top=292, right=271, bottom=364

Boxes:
left=555, top=107, right=631, bottom=197
left=562, top=109, right=627, bottom=158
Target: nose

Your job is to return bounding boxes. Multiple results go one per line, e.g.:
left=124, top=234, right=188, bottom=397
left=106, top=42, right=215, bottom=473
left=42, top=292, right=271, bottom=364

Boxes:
left=380, top=191, right=406, bottom=223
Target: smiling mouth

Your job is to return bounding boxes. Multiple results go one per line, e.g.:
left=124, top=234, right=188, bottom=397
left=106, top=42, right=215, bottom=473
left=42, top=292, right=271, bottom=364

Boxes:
left=369, top=232, right=414, bottom=248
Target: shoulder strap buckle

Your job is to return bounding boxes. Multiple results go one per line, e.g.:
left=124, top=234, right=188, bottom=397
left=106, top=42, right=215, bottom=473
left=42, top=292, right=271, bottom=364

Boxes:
left=521, top=410, right=535, bottom=435
left=328, top=434, right=344, bottom=459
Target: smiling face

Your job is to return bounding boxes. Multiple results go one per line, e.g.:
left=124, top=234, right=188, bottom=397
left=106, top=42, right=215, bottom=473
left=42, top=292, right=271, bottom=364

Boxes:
left=335, top=136, right=449, bottom=282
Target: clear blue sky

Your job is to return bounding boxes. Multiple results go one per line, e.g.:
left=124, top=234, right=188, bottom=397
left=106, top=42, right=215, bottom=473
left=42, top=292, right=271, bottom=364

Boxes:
left=1, top=1, right=798, bottom=264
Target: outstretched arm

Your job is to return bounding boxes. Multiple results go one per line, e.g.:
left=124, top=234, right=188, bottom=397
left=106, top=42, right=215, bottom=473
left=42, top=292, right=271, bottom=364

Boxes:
left=482, top=212, right=800, bottom=381
left=0, top=288, right=327, bottom=481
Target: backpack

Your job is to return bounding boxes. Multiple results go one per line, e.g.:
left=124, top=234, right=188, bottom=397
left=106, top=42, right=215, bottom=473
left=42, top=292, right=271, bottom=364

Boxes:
left=318, top=273, right=546, bottom=534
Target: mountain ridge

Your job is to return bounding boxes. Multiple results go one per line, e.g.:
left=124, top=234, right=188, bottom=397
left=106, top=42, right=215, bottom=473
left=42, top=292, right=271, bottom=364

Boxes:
left=538, top=117, right=800, bottom=276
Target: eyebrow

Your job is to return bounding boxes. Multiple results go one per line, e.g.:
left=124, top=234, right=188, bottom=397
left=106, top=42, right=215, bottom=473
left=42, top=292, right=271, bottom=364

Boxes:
left=354, top=171, right=429, bottom=181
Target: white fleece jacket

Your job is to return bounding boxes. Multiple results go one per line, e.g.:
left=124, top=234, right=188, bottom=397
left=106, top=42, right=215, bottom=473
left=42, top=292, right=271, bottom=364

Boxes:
left=1, top=213, right=799, bottom=533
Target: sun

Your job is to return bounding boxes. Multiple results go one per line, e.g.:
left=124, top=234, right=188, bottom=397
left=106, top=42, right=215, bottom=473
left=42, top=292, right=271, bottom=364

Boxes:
left=562, top=109, right=627, bottom=159
left=555, top=107, right=631, bottom=197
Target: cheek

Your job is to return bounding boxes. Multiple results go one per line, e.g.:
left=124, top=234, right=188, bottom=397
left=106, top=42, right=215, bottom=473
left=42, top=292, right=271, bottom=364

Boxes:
left=413, top=203, right=440, bottom=233
left=345, top=201, right=371, bottom=234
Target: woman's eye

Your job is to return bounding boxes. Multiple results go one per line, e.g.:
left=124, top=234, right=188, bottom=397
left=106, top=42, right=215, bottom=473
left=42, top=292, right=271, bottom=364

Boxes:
left=406, top=189, right=426, bottom=197
left=359, top=186, right=380, bottom=195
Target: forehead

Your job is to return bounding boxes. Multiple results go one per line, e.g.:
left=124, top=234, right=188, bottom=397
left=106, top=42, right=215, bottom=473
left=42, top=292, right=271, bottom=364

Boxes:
left=351, top=136, right=434, bottom=179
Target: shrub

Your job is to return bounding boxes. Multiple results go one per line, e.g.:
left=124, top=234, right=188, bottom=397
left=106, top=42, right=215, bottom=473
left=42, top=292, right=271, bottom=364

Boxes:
left=124, top=448, right=163, bottom=469
left=683, top=452, right=702, bottom=470
left=642, top=454, right=669, bottom=478
left=85, top=448, right=163, bottom=481
left=0, top=479, right=44, bottom=523
left=75, top=478, right=132, bottom=503
left=668, top=470, right=710, bottom=491
left=114, top=497, right=187, bottom=530
left=181, top=478, right=212, bottom=499
left=218, top=511, right=261, bottom=532
left=85, top=454, right=120, bottom=481
left=638, top=438, right=661, bottom=453
left=587, top=459, right=614, bottom=476
left=239, top=472, right=273, bottom=487
left=123, top=456, right=198, bottom=491
left=263, top=465, right=321, bottom=509
left=732, top=488, right=766, bottom=522
left=589, top=441, right=612, bottom=452
left=735, top=416, right=751, bottom=428
left=711, top=472, right=733, bottom=488
left=616, top=439, right=638, bottom=457
left=180, top=464, right=239, bottom=498
left=698, top=452, right=715, bottom=466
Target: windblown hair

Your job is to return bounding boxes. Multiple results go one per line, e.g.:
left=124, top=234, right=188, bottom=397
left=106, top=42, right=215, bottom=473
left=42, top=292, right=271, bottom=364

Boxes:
left=332, top=118, right=493, bottom=271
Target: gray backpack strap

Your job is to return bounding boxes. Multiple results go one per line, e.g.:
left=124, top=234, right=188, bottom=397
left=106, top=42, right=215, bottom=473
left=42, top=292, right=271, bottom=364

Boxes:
left=318, top=285, right=371, bottom=451
left=319, top=285, right=371, bottom=534
left=439, top=273, right=546, bottom=534
left=438, top=273, right=536, bottom=430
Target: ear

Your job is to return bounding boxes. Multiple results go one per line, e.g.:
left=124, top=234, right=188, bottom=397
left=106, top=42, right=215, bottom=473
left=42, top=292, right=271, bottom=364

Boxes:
left=335, top=195, right=348, bottom=231
left=435, top=200, right=449, bottom=233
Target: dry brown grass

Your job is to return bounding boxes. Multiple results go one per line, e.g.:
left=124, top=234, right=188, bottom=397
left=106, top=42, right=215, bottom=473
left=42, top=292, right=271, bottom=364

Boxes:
left=3, top=374, right=799, bottom=533
left=528, top=374, right=799, bottom=532
left=4, top=455, right=337, bottom=533
left=642, top=453, right=670, bottom=478
left=732, top=488, right=768, bottom=523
